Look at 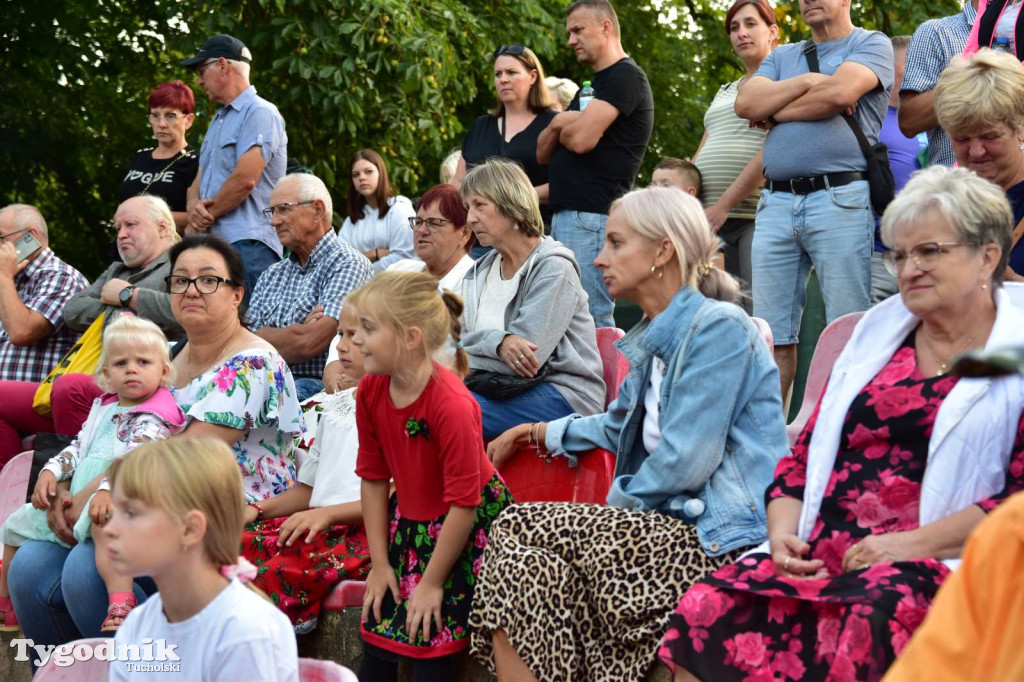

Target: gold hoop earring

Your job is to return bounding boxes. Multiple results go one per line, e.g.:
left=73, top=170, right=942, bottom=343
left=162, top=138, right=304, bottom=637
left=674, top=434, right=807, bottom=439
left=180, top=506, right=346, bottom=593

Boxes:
left=650, top=264, right=664, bottom=280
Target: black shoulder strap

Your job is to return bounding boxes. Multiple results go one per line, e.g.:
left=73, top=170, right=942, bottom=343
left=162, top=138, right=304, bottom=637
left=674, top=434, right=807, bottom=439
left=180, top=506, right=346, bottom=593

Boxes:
left=802, top=40, right=874, bottom=158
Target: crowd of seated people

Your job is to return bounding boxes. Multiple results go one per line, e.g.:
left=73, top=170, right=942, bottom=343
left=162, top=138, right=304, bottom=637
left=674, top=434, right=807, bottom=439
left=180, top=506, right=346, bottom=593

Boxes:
left=4, top=0, right=1024, bottom=680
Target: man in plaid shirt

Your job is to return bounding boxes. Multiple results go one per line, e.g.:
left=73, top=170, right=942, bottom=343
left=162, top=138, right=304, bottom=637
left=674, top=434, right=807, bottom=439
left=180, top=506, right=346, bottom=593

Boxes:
left=248, top=173, right=373, bottom=400
left=0, top=205, right=88, bottom=384
left=899, top=1, right=979, bottom=166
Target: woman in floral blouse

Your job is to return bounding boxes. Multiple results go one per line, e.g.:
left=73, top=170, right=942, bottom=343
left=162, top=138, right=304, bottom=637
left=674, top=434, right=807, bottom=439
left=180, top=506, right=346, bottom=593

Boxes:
left=660, top=166, right=1024, bottom=681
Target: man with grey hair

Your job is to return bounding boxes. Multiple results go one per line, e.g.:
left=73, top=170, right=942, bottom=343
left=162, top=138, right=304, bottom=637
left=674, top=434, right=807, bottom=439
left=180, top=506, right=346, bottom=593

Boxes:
left=0, top=204, right=87, bottom=386
left=181, top=34, right=287, bottom=297
left=248, top=173, right=373, bottom=400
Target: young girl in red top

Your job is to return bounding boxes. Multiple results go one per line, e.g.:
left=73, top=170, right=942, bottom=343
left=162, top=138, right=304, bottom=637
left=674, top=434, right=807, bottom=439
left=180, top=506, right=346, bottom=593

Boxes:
left=350, top=271, right=512, bottom=681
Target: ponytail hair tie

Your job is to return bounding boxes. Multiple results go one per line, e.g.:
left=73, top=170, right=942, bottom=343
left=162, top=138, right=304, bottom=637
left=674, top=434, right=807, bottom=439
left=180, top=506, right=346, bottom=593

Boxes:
left=438, top=284, right=446, bottom=297
left=696, top=261, right=714, bottom=281
left=455, top=340, right=463, bottom=349
left=221, top=556, right=258, bottom=584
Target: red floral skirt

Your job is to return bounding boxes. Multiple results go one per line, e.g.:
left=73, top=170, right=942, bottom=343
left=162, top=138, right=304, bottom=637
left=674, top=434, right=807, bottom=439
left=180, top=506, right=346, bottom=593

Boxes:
left=242, top=516, right=371, bottom=633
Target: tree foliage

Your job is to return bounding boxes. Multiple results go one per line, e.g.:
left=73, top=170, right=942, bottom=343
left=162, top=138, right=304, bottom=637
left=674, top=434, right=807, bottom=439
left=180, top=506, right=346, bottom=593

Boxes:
left=1, top=0, right=961, bottom=277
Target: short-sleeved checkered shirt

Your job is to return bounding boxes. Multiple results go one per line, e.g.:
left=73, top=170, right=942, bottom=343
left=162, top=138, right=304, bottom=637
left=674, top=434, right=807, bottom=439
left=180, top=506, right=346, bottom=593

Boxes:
left=901, top=1, right=977, bottom=167
left=0, top=248, right=89, bottom=383
left=247, top=230, right=373, bottom=380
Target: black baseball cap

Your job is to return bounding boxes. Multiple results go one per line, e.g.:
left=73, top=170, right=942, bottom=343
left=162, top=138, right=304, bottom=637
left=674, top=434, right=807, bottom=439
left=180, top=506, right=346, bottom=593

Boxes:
left=180, top=34, right=252, bottom=67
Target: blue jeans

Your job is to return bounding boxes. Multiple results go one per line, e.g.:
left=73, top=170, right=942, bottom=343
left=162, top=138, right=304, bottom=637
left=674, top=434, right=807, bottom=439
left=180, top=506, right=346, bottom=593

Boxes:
left=751, top=181, right=873, bottom=345
left=232, top=239, right=281, bottom=304
left=8, top=540, right=156, bottom=655
left=551, top=210, right=614, bottom=328
left=471, top=382, right=574, bottom=439
left=293, top=377, right=324, bottom=402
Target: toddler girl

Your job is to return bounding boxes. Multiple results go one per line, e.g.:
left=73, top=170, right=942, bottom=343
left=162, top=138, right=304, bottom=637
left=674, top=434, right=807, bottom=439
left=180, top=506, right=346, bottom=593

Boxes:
left=0, top=314, right=184, bottom=632
left=241, top=303, right=371, bottom=633
left=106, top=437, right=298, bottom=681
left=349, top=271, right=513, bottom=681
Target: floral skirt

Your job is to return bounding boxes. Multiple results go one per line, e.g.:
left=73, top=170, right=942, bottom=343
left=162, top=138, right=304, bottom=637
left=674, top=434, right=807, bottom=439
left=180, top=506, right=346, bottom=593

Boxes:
left=659, top=553, right=950, bottom=681
left=242, top=516, right=371, bottom=633
left=361, top=473, right=513, bottom=659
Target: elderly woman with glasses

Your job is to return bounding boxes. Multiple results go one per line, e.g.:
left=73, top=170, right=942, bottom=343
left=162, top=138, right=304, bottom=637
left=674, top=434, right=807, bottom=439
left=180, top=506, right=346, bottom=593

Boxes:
left=117, top=81, right=199, bottom=233
left=456, top=44, right=557, bottom=226
left=658, top=165, right=1024, bottom=682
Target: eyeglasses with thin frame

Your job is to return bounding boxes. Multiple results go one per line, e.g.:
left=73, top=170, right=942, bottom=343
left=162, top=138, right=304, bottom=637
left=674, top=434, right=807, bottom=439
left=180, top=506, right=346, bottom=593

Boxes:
left=148, top=112, right=184, bottom=124
left=0, top=228, right=28, bottom=242
left=882, top=242, right=972, bottom=276
left=165, top=275, right=237, bottom=295
left=408, top=216, right=453, bottom=232
left=493, top=44, right=527, bottom=59
left=262, top=200, right=315, bottom=222
left=196, top=58, right=220, bottom=77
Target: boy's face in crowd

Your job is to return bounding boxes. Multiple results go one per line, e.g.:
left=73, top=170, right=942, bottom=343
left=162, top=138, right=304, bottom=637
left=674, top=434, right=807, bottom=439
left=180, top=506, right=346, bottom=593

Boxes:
left=651, top=168, right=698, bottom=197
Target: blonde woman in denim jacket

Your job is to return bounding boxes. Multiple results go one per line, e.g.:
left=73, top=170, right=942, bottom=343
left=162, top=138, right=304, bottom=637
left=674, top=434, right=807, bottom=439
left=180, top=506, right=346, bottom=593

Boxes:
left=469, top=187, right=790, bottom=682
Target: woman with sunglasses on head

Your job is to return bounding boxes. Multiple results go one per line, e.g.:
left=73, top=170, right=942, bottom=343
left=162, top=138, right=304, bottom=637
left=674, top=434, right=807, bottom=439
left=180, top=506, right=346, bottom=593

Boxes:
left=117, top=81, right=199, bottom=234
left=455, top=45, right=557, bottom=227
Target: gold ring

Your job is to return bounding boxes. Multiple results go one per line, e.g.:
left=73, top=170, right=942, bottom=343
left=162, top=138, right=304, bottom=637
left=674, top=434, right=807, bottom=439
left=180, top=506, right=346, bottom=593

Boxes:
left=784, top=556, right=791, bottom=571
left=518, top=354, right=525, bottom=360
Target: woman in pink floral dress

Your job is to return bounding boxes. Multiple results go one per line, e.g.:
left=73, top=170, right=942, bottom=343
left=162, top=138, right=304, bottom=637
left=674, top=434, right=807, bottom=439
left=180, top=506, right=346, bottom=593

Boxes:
left=660, top=167, right=1024, bottom=681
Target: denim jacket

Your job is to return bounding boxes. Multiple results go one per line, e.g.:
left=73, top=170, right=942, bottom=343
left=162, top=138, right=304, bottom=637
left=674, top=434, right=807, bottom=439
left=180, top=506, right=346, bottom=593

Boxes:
left=545, top=287, right=790, bottom=556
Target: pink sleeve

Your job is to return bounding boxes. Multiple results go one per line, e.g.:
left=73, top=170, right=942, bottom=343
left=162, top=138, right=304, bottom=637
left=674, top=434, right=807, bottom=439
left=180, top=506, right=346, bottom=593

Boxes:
left=963, top=0, right=990, bottom=55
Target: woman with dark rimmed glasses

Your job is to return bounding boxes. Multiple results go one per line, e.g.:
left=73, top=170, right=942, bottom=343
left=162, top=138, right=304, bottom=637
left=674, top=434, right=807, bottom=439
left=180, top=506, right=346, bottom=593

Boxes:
left=455, top=44, right=557, bottom=230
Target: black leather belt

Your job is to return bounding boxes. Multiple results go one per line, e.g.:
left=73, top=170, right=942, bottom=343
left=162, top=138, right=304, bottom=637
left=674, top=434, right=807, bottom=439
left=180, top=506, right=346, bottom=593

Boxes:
left=765, top=171, right=866, bottom=195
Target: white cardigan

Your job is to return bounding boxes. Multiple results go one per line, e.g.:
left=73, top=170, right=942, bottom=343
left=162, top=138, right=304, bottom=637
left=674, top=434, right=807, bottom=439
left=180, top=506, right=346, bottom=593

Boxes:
left=796, top=285, right=1024, bottom=569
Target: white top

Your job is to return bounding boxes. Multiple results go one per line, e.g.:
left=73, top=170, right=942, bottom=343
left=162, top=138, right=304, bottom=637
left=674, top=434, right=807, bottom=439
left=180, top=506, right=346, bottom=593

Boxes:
left=325, top=254, right=475, bottom=364
left=474, top=255, right=525, bottom=332
left=642, top=357, right=665, bottom=454
left=299, top=388, right=362, bottom=507
left=995, top=1, right=1023, bottom=41
left=111, top=579, right=298, bottom=682
left=337, top=196, right=418, bottom=272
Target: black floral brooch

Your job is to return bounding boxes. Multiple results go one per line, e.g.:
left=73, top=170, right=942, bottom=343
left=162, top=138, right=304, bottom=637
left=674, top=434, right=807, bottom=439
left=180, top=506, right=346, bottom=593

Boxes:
left=405, top=418, right=430, bottom=440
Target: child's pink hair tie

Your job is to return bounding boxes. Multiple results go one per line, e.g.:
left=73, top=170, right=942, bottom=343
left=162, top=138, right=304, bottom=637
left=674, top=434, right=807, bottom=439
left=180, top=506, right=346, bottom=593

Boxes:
left=221, top=556, right=258, bottom=583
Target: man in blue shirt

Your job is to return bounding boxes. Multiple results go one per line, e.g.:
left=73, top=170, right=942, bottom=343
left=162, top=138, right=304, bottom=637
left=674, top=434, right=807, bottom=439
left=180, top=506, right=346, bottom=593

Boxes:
left=181, top=34, right=288, bottom=297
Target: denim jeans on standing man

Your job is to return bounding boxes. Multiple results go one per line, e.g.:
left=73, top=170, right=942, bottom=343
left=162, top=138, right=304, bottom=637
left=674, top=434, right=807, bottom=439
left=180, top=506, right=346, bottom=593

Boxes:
left=551, top=210, right=614, bottom=328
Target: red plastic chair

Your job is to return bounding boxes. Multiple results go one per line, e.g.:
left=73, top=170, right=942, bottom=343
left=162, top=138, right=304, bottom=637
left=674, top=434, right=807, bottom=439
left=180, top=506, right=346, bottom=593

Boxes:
left=786, top=311, right=864, bottom=445
left=321, top=578, right=367, bottom=611
left=500, top=447, right=616, bottom=504
left=299, top=658, right=359, bottom=681
left=34, top=638, right=109, bottom=681
left=595, top=327, right=630, bottom=408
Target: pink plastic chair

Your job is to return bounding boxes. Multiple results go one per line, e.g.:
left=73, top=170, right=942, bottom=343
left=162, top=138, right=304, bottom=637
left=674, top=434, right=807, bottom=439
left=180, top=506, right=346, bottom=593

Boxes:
left=0, top=451, right=33, bottom=543
left=595, top=327, right=630, bottom=408
left=751, top=316, right=774, bottom=350
left=299, top=657, right=359, bottom=681
left=34, top=638, right=110, bottom=681
left=786, top=311, right=865, bottom=445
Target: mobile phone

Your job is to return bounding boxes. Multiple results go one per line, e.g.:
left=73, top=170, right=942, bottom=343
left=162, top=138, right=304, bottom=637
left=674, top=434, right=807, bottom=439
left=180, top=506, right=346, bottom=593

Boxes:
left=14, top=231, right=42, bottom=262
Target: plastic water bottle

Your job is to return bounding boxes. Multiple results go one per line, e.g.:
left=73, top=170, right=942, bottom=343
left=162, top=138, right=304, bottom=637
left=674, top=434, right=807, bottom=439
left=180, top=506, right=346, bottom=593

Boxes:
left=994, top=37, right=1013, bottom=53
left=579, top=81, right=594, bottom=111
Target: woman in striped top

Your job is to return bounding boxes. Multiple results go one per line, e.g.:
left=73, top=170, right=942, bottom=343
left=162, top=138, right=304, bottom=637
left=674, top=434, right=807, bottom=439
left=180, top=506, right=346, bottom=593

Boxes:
left=692, top=0, right=779, bottom=305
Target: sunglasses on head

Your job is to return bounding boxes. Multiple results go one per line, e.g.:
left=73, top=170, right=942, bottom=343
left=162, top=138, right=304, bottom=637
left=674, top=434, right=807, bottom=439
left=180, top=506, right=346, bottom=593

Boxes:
left=493, top=44, right=528, bottom=59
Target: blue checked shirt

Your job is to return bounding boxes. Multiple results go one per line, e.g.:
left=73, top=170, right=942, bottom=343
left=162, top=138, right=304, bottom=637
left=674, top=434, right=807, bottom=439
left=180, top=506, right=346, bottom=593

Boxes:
left=0, top=249, right=88, bottom=383
left=246, top=230, right=372, bottom=380
left=901, top=2, right=977, bottom=167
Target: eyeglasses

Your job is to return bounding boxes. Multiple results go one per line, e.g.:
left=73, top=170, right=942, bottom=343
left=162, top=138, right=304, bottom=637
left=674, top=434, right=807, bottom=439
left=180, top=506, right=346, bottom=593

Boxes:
left=262, top=200, right=315, bottom=221
left=0, top=228, right=28, bottom=242
left=148, top=113, right=183, bottom=123
left=165, top=275, right=237, bottom=295
left=408, top=217, right=453, bottom=231
left=493, top=44, right=528, bottom=59
left=882, top=242, right=972, bottom=276
left=196, top=58, right=220, bottom=77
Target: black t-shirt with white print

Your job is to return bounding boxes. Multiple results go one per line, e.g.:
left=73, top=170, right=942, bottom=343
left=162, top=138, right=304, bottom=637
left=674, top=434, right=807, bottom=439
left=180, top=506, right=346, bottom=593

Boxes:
left=117, top=145, right=199, bottom=212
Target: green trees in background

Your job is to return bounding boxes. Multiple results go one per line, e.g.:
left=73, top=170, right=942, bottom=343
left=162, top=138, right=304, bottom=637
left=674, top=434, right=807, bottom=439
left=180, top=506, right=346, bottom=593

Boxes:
left=1, top=0, right=958, bottom=277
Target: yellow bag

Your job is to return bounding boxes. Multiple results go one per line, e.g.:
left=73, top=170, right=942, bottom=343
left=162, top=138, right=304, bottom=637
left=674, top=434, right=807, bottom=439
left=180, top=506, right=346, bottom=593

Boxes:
left=32, top=311, right=106, bottom=417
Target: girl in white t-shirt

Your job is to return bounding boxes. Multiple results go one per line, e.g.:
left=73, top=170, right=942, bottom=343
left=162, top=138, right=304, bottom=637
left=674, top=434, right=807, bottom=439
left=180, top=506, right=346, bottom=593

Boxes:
left=105, top=438, right=298, bottom=682
left=240, top=303, right=370, bottom=633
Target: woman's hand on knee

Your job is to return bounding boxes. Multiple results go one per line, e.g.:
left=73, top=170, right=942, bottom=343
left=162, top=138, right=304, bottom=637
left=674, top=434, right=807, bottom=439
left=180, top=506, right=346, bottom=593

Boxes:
left=770, top=533, right=827, bottom=580
left=362, top=565, right=400, bottom=624
left=46, top=488, right=76, bottom=545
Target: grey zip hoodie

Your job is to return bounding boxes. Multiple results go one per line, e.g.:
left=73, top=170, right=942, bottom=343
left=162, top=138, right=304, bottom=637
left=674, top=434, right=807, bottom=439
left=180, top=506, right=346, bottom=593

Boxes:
left=461, top=237, right=605, bottom=416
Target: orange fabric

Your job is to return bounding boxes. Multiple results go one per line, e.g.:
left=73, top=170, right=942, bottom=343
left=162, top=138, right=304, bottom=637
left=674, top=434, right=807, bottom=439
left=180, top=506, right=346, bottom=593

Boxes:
left=884, top=491, right=1024, bottom=682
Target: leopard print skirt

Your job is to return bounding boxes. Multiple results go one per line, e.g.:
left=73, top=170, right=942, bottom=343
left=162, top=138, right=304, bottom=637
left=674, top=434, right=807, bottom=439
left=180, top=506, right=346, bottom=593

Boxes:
left=469, top=502, right=742, bottom=681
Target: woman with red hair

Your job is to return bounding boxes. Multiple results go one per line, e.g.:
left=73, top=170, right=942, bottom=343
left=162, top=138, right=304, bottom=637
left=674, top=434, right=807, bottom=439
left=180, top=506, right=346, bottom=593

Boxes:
left=117, top=81, right=199, bottom=233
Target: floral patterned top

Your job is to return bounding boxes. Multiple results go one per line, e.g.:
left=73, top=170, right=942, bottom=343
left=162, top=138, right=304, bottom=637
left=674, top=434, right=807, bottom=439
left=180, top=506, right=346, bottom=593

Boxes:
left=173, top=348, right=303, bottom=502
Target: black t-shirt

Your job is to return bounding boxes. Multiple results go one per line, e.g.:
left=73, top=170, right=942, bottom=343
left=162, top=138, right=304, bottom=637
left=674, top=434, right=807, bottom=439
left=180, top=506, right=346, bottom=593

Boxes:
left=117, top=146, right=199, bottom=212
left=548, top=58, right=654, bottom=215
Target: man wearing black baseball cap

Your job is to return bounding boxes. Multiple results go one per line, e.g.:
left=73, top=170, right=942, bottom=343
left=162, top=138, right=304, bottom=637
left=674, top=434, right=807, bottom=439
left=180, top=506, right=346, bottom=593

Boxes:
left=182, top=34, right=288, bottom=297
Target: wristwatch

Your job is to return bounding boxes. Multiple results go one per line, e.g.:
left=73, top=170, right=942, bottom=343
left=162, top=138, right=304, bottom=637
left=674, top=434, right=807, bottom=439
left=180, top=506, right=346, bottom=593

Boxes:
left=118, top=285, right=136, bottom=309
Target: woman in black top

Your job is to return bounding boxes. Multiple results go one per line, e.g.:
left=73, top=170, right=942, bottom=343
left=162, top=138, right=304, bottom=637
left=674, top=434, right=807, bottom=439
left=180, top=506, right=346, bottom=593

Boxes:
left=117, top=80, right=199, bottom=234
left=456, top=45, right=557, bottom=223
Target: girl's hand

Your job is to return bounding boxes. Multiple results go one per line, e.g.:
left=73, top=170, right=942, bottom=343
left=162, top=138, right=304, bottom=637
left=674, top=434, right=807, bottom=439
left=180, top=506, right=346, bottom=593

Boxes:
left=498, top=334, right=540, bottom=377
left=770, top=532, right=827, bottom=580
left=32, top=471, right=58, bottom=510
left=278, top=508, right=333, bottom=547
left=406, top=578, right=444, bottom=644
left=362, top=565, right=400, bottom=625
left=841, top=533, right=908, bottom=573
left=89, top=490, right=115, bottom=526
left=486, top=424, right=530, bottom=470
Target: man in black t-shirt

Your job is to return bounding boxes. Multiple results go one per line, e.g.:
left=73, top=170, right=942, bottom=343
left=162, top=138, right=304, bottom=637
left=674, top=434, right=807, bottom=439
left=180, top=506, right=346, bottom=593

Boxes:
left=538, top=0, right=654, bottom=328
